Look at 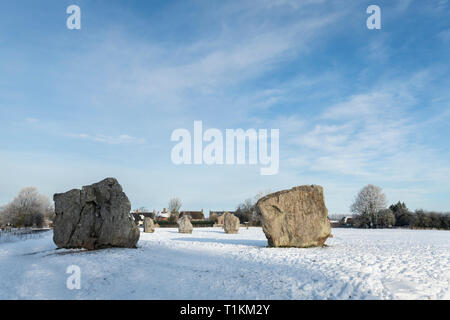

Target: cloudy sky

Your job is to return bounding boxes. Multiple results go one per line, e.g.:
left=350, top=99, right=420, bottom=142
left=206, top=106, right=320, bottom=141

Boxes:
left=0, top=0, right=449, bottom=214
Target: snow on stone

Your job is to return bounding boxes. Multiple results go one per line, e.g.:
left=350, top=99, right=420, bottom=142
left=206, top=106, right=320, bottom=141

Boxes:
left=0, top=228, right=448, bottom=299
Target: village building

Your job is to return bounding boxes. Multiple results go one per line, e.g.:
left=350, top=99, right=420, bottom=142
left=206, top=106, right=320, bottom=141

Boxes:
left=329, top=218, right=341, bottom=228
left=179, top=210, right=205, bottom=221
left=340, top=216, right=354, bottom=227
left=131, top=209, right=156, bottom=226
left=156, top=208, right=171, bottom=221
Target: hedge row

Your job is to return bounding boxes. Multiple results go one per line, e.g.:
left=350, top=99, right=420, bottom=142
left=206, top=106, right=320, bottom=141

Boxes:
left=155, top=220, right=215, bottom=228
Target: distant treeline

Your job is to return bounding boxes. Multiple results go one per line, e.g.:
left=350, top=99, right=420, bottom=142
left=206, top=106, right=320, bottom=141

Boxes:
left=389, top=202, right=449, bottom=230
left=350, top=201, right=450, bottom=230
left=344, top=185, right=450, bottom=230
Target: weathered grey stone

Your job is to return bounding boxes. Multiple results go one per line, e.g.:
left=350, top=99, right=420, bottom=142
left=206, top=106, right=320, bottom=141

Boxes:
left=144, top=217, right=155, bottom=233
left=177, top=215, right=193, bottom=234
left=53, top=178, right=140, bottom=250
left=223, top=212, right=240, bottom=234
left=256, top=185, right=331, bottom=248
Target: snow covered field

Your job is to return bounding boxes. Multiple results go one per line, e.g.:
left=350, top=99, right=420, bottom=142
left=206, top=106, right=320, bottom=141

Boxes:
left=0, top=227, right=449, bottom=300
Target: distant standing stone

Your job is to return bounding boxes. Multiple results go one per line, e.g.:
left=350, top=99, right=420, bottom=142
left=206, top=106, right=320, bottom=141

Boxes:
left=53, top=178, right=140, bottom=250
left=144, top=217, right=155, bottom=233
left=223, top=212, right=240, bottom=234
left=256, top=185, right=331, bottom=248
left=177, top=215, right=193, bottom=234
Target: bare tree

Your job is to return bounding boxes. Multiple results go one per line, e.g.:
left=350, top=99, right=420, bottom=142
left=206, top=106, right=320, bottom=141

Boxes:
left=351, top=184, right=387, bottom=228
left=253, top=190, right=271, bottom=203
left=252, top=190, right=270, bottom=225
left=236, top=190, right=271, bottom=226
left=168, top=197, right=182, bottom=213
left=167, top=197, right=182, bottom=223
left=236, top=198, right=254, bottom=223
left=1, top=187, right=53, bottom=228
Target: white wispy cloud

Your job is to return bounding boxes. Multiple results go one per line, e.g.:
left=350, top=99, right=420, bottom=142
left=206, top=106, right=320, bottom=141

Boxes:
left=25, top=117, right=39, bottom=124
left=438, top=28, right=450, bottom=43
left=278, top=71, right=450, bottom=185
left=60, top=2, right=345, bottom=119
left=68, top=133, right=146, bottom=145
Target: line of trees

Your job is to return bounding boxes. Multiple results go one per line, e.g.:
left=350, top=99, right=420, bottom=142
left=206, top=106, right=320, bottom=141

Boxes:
left=350, top=184, right=449, bottom=230
left=0, top=187, right=54, bottom=228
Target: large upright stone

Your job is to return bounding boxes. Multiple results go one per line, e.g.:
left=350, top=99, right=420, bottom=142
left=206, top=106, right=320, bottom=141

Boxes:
left=223, top=212, right=240, bottom=234
left=144, top=217, right=155, bottom=233
left=177, top=215, right=193, bottom=234
left=256, top=185, right=331, bottom=248
left=53, top=178, right=140, bottom=250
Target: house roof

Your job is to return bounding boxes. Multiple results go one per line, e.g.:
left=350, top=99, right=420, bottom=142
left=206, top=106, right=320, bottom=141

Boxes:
left=209, top=211, right=235, bottom=216
left=131, top=212, right=155, bottom=221
left=180, top=211, right=205, bottom=220
left=157, top=212, right=170, bottom=218
left=341, top=216, right=354, bottom=223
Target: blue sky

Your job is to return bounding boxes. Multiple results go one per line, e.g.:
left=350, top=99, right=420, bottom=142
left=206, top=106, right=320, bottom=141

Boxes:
left=0, top=0, right=449, bottom=214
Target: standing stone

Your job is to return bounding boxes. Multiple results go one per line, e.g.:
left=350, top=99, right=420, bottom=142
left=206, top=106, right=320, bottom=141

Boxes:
left=53, top=178, right=140, bottom=250
left=256, top=185, right=331, bottom=248
left=223, top=212, right=240, bottom=234
left=177, top=215, right=193, bottom=234
left=144, top=217, right=155, bottom=233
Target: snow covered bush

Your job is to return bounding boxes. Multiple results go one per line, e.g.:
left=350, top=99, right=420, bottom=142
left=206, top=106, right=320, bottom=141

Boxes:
left=0, top=187, right=53, bottom=228
left=350, top=184, right=387, bottom=228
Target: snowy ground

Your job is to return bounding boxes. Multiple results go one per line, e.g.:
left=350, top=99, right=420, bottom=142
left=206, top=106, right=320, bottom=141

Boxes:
left=0, top=227, right=449, bottom=300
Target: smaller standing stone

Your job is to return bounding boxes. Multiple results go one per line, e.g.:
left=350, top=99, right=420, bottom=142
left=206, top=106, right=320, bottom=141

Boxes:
left=144, top=218, right=155, bottom=233
left=223, top=212, right=240, bottom=234
left=177, top=215, right=193, bottom=234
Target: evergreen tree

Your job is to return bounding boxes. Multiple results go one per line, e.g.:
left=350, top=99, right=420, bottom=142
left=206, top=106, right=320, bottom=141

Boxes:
left=389, top=201, right=414, bottom=227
